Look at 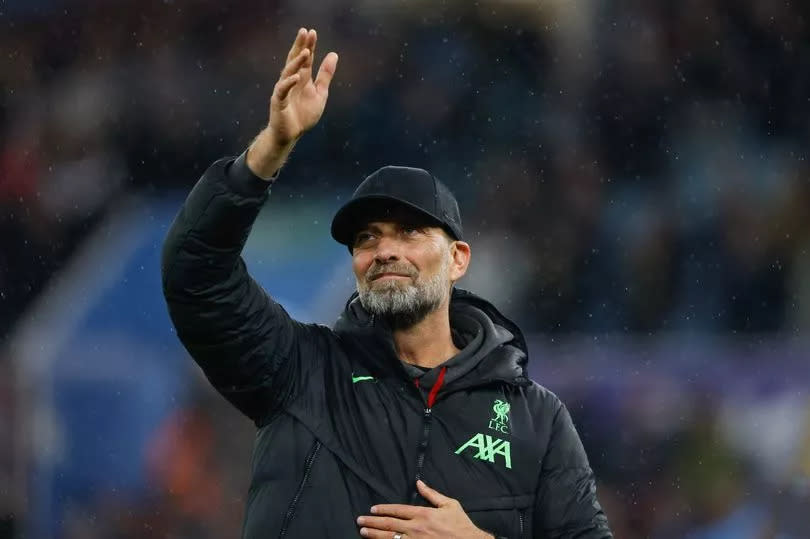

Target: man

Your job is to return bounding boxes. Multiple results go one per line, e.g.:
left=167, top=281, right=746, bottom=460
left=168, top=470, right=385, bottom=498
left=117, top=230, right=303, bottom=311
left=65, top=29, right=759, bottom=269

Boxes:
left=161, top=28, right=612, bottom=539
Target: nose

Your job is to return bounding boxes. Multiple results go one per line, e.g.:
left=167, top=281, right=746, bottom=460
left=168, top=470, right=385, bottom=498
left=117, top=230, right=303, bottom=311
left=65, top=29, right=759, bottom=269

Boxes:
left=372, top=235, right=401, bottom=264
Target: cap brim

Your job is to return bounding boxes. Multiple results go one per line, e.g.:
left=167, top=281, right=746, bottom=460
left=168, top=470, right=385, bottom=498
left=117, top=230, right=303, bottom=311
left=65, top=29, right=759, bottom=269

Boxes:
left=330, top=195, right=448, bottom=247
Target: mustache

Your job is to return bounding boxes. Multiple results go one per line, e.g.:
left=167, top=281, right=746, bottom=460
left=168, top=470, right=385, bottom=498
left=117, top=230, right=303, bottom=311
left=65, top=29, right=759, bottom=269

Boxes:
left=366, top=263, right=418, bottom=281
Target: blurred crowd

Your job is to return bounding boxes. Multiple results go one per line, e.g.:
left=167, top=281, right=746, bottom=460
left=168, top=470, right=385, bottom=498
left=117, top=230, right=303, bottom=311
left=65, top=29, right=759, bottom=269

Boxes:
left=2, top=0, right=809, bottom=336
left=2, top=0, right=810, bottom=537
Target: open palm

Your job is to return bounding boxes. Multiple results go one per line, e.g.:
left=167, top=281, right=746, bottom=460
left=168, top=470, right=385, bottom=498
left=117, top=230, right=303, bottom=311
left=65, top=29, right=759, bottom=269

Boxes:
left=270, top=28, right=338, bottom=146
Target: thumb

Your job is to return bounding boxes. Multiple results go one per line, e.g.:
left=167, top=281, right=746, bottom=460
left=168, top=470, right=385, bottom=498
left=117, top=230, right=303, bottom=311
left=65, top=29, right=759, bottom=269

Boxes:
left=417, top=480, right=453, bottom=508
left=315, top=52, right=338, bottom=96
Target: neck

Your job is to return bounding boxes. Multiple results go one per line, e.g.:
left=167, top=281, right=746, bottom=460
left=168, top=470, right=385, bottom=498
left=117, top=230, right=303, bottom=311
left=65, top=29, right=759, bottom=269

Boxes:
left=391, top=300, right=460, bottom=369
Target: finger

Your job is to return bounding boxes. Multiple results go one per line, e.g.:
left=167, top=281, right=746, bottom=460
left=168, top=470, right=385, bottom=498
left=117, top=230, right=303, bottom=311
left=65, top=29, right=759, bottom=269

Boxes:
left=416, top=480, right=454, bottom=508
left=369, top=504, right=424, bottom=519
left=305, top=29, right=317, bottom=67
left=358, top=527, right=408, bottom=539
left=273, top=73, right=300, bottom=106
left=301, top=29, right=317, bottom=82
left=281, top=48, right=309, bottom=79
left=285, top=28, right=307, bottom=63
left=357, top=515, right=409, bottom=532
left=315, top=52, right=338, bottom=96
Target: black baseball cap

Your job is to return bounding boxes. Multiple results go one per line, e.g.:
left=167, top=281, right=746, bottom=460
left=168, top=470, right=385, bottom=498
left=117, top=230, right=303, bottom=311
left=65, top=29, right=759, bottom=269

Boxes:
left=330, top=165, right=463, bottom=249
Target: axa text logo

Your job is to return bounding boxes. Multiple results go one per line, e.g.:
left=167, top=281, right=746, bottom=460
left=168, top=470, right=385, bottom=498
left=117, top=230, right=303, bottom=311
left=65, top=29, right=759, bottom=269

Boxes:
left=454, top=433, right=512, bottom=469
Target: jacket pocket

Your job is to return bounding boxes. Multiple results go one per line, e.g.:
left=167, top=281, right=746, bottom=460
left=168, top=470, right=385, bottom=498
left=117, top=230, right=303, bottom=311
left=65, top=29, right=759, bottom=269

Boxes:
left=463, top=494, right=533, bottom=538
left=277, top=440, right=322, bottom=538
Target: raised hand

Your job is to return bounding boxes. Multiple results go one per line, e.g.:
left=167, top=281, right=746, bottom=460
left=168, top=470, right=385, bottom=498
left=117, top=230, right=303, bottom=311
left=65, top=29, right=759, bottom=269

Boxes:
left=270, top=28, right=338, bottom=146
left=247, top=28, right=338, bottom=179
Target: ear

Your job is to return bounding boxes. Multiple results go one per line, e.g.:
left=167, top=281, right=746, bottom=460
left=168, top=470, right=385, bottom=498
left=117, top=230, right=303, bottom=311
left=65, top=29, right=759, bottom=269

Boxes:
left=449, top=240, right=471, bottom=283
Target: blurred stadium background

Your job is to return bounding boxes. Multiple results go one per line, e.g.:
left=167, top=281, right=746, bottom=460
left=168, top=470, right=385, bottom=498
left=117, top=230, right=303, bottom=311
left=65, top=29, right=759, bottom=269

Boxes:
left=2, top=0, right=810, bottom=537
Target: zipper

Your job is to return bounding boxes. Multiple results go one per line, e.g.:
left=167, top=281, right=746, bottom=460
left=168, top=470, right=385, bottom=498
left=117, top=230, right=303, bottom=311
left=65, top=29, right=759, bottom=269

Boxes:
left=409, top=407, right=433, bottom=503
left=278, top=440, right=321, bottom=538
left=519, top=508, right=525, bottom=537
left=408, top=366, right=447, bottom=503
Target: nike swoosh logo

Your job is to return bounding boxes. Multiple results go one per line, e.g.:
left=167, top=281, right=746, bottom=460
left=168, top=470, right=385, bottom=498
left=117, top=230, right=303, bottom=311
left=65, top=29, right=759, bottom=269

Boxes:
left=352, top=374, right=376, bottom=384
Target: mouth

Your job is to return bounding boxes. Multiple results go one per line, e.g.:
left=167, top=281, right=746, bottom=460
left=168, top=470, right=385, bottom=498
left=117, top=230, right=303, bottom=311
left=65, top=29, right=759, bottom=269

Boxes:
left=370, top=273, right=413, bottom=282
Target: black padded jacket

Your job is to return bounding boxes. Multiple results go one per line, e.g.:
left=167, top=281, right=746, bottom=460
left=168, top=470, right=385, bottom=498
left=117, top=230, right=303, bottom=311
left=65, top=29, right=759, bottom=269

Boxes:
left=160, top=153, right=613, bottom=539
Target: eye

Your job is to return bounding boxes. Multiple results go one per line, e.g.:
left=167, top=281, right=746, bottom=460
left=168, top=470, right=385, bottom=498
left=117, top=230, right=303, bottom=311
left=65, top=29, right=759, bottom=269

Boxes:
left=402, top=226, right=422, bottom=236
left=354, top=232, right=374, bottom=246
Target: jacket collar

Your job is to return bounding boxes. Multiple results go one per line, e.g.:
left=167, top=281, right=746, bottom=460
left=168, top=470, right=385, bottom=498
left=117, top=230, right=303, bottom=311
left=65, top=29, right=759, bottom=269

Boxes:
left=333, top=288, right=530, bottom=388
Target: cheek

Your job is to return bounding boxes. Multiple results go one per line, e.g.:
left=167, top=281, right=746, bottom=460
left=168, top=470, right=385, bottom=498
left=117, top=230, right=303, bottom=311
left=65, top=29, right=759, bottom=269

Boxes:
left=352, top=253, right=372, bottom=279
left=427, top=242, right=448, bottom=266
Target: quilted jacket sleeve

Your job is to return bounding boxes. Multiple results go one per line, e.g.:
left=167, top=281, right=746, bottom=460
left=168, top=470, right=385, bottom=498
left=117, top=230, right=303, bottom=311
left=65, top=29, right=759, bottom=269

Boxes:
left=534, top=400, right=613, bottom=538
left=161, top=152, right=330, bottom=425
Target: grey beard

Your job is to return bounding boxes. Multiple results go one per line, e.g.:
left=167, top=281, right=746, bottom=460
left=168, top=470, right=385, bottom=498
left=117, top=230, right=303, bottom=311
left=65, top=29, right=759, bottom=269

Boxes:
left=357, top=258, right=450, bottom=330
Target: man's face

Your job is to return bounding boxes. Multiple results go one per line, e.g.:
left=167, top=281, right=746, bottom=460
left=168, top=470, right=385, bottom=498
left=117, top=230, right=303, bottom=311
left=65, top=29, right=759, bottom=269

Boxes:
left=351, top=213, right=468, bottom=328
